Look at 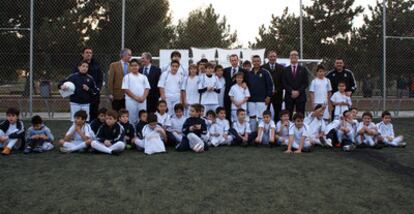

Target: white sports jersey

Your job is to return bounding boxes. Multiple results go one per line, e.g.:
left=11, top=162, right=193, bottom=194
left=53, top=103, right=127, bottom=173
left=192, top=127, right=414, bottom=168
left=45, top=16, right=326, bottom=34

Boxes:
left=304, top=113, right=326, bottom=138
left=258, top=120, right=276, bottom=132
left=330, top=92, right=352, bottom=119
left=181, top=75, right=200, bottom=104
left=376, top=121, right=395, bottom=138
left=169, top=116, right=186, bottom=134
left=309, top=77, right=332, bottom=104
left=232, top=120, right=251, bottom=135
left=217, top=77, right=226, bottom=107
left=229, top=84, right=250, bottom=110
left=142, top=124, right=163, bottom=141
left=66, top=123, right=94, bottom=141
left=215, top=118, right=230, bottom=134
left=122, top=72, right=151, bottom=101
left=198, top=74, right=222, bottom=105
left=357, top=122, right=377, bottom=134
left=158, top=71, right=183, bottom=98
left=276, top=120, right=293, bottom=138
left=289, top=124, right=309, bottom=147
left=155, top=112, right=171, bottom=128
left=6, top=123, right=18, bottom=135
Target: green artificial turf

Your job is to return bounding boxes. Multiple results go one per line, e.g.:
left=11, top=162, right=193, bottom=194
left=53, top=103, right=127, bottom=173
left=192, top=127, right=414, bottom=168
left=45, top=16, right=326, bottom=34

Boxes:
left=0, top=119, right=413, bottom=213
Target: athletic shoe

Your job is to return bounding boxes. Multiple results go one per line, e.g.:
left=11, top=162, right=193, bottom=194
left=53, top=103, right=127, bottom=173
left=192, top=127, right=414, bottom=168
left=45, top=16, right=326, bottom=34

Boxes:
left=343, top=144, right=355, bottom=152
left=397, top=142, right=407, bottom=148
left=23, top=147, right=32, bottom=154
left=59, top=147, right=70, bottom=153
left=325, top=139, right=333, bottom=148
left=1, top=147, right=11, bottom=155
left=33, top=147, right=43, bottom=153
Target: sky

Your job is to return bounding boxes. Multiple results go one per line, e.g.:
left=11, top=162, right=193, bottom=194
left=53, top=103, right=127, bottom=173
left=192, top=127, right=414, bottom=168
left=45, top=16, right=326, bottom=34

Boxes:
left=169, top=0, right=378, bottom=47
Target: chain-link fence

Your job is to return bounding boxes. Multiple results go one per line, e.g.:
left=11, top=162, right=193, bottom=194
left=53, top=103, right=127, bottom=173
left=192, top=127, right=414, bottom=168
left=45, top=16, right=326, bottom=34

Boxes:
left=1, top=0, right=413, bottom=118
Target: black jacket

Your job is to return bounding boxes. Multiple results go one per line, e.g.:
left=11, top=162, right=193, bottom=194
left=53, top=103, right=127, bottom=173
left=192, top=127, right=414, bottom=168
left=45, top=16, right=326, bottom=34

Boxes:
left=96, top=122, right=125, bottom=143
left=120, top=121, right=135, bottom=142
left=0, top=120, right=25, bottom=139
left=90, top=119, right=103, bottom=134
left=135, top=120, right=148, bottom=139
left=246, top=68, right=274, bottom=102
left=182, top=117, right=207, bottom=137
left=262, top=62, right=285, bottom=95
left=58, top=72, right=99, bottom=104
left=282, top=65, right=309, bottom=101
left=72, top=58, right=103, bottom=91
left=326, top=69, right=357, bottom=94
left=139, top=65, right=161, bottom=98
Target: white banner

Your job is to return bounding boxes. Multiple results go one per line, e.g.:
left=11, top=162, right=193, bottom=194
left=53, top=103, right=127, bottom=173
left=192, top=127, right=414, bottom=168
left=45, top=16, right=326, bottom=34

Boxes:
left=191, top=47, right=217, bottom=63
left=241, top=48, right=266, bottom=64
left=159, top=49, right=189, bottom=75
left=216, top=48, right=242, bottom=68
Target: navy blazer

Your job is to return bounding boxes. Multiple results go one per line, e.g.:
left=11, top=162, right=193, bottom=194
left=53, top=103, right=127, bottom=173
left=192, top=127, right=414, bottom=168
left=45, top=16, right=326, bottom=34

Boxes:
left=282, top=65, right=309, bottom=101
left=139, top=65, right=161, bottom=97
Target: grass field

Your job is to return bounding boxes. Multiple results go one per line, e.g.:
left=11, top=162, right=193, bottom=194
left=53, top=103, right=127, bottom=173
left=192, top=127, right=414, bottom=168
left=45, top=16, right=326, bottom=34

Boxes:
left=1, top=119, right=413, bottom=213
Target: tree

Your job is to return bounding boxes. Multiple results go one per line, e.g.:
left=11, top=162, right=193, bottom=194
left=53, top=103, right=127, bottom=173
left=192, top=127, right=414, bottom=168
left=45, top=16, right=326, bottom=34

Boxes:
left=172, top=4, right=237, bottom=49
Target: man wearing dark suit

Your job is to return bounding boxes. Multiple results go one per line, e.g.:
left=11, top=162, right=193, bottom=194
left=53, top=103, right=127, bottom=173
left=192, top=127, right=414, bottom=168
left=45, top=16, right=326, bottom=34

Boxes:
left=262, top=50, right=285, bottom=122
left=282, top=50, right=309, bottom=119
left=223, top=54, right=247, bottom=121
left=139, top=52, right=161, bottom=113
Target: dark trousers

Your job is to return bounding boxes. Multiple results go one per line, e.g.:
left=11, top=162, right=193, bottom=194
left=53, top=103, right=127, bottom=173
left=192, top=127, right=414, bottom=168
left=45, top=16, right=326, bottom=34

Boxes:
left=175, top=135, right=209, bottom=152
left=270, top=93, right=283, bottom=122
left=112, top=99, right=125, bottom=112
left=285, top=96, right=306, bottom=120
left=147, top=95, right=159, bottom=113
left=89, top=95, right=100, bottom=122
left=229, top=128, right=253, bottom=145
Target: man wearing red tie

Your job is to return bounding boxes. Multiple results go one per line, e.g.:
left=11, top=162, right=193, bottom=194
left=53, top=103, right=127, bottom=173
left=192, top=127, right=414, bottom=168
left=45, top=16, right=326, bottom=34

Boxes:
left=282, top=50, right=309, bottom=119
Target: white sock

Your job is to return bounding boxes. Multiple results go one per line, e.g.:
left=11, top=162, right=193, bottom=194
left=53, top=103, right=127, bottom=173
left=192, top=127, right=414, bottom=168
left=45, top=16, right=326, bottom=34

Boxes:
left=91, top=141, right=111, bottom=154
left=64, top=141, right=87, bottom=152
left=135, top=138, right=145, bottom=150
left=41, top=142, right=54, bottom=151
left=6, top=139, right=18, bottom=149
left=109, top=141, right=125, bottom=152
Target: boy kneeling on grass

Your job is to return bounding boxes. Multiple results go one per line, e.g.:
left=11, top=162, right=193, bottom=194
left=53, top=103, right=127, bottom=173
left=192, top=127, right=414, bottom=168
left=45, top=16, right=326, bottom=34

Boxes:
left=91, top=110, right=125, bottom=155
left=59, top=110, right=94, bottom=153
left=285, top=113, right=311, bottom=154
left=0, top=108, right=25, bottom=155
left=24, top=115, right=54, bottom=154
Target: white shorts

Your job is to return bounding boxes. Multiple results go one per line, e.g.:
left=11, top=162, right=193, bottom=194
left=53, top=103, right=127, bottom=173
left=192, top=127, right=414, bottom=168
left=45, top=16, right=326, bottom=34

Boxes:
left=247, top=102, right=267, bottom=119
left=126, top=98, right=147, bottom=125
left=70, top=102, right=90, bottom=122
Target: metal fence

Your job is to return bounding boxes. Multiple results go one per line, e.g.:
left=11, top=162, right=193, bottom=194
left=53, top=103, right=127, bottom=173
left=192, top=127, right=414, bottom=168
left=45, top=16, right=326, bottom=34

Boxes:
left=0, top=0, right=413, bottom=118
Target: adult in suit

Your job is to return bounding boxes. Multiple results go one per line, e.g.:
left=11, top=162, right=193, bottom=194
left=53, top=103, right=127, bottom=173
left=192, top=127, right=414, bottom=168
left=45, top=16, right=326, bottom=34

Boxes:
left=223, top=54, right=247, bottom=121
left=140, top=52, right=161, bottom=113
left=72, top=47, right=103, bottom=121
left=108, top=48, right=132, bottom=111
left=282, top=50, right=309, bottom=119
left=262, top=50, right=285, bottom=122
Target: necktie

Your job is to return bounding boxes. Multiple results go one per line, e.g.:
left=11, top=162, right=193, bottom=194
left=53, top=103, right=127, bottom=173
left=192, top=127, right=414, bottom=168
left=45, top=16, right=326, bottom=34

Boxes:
left=123, top=62, right=128, bottom=75
left=292, top=65, right=297, bottom=78
left=271, top=64, right=274, bottom=70
left=232, top=68, right=236, bottom=76
left=144, top=67, right=149, bottom=76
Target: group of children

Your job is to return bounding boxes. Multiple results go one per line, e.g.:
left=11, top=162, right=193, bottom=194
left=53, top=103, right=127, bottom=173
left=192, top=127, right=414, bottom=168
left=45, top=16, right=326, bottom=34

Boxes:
left=0, top=102, right=406, bottom=156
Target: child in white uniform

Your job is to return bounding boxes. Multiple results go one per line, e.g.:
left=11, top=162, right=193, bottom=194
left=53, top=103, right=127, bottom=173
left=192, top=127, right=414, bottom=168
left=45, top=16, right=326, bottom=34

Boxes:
left=229, top=109, right=251, bottom=146
left=168, top=104, right=187, bottom=143
left=304, top=104, right=332, bottom=147
left=199, top=63, right=222, bottom=114
left=377, top=111, right=406, bottom=147
left=229, top=72, right=250, bottom=122
left=0, top=108, right=25, bottom=155
left=59, top=110, right=94, bottom=153
left=255, top=110, right=276, bottom=145
left=135, top=113, right=166, bottom=155
left=276, top=110, right=293, bottom=146
left=331, top=81, right=352, bottom=120
left=211, top=107, right=233, bottom=146
left=309, top=65, right=332, bottom=120
left=285, top=113, right=310, bottom=153
left=215, top=65, right=226, bottom=108
left=181, top=64, right=200, bottom=116
left=122, top=59, right=151, bottom=125
left=158, top=60, right=183, bottom=115
left=356, top=111, right=379, bottom=147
